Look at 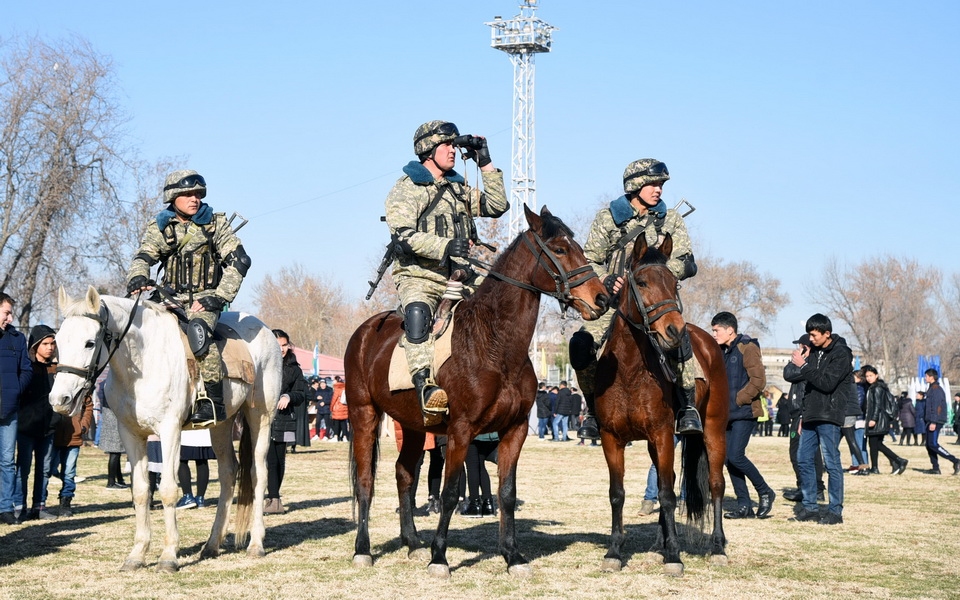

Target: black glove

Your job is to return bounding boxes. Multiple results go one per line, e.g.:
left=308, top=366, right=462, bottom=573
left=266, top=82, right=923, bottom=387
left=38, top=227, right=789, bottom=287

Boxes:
left=445, top=238, right=470, bottom=258
left=126, top=276, right=151, bottom=294
left=475, top=137, right=492, bottom=168
left=603, top=275, right=619, bottom=297
left=197, top=295, right=226, bottom=312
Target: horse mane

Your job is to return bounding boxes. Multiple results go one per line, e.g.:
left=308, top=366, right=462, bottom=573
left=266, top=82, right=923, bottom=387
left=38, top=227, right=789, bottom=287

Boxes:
left=634, top=243, right=669, bottom=268
left=488, top=211, right=575, bottom=273
left=61, top=293, right=166, bottom=319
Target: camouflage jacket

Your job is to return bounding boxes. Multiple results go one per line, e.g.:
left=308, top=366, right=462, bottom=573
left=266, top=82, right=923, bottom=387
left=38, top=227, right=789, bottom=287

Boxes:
left=385, top=161, right=508, bottom=284
left=127, top=203, right=245, bottom=303
left=583, top=195, right=695, bottom=281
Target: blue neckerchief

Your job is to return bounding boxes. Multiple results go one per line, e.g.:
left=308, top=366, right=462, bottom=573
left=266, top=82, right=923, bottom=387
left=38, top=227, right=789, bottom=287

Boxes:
left=156, top=202, right=214, bottom=229
left=402, top=161, right=464, bottom=185
left=609, top=195, right=666, bottom=226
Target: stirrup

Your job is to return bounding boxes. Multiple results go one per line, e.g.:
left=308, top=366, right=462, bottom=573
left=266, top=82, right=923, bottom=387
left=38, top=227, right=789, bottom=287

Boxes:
left=420, top=385, right=448, bottom=427
left=577, top=415, right=601, bottom=440
left=675, top=406, right=703, bottom=435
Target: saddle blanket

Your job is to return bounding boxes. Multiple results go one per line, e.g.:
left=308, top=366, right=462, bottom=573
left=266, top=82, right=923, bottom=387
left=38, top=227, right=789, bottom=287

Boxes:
left=388, top=311, right=457, bottom=392
left=180, top=322, right=256, bottom=388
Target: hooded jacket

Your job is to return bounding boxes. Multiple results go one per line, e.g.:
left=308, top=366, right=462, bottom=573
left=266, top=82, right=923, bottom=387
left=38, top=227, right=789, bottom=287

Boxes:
left=18, top=325, right=57, bottom=437
left=782, top=334, right=854, bottom=427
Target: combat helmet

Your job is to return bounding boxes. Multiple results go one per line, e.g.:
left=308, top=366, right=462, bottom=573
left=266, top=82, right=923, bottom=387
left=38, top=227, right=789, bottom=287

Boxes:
left=622, top=159, right=670, bottom=194
left=163, top=169, right=207, bottom=204
left=413, top=120, right=459, bottom=157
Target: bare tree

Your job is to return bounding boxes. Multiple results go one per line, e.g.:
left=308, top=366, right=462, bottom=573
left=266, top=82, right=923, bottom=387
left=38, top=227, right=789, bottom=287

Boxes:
left=816, top=256, right=940, bottom=382
left=0, top=34, right=127, bottom=326
left=934, top=273, right=960, bottom=376
left=682, top=253, right=789, bottom=335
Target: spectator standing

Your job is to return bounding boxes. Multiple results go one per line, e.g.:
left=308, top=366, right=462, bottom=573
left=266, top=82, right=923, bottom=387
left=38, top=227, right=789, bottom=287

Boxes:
left=776, top=392, right=791, bottom=437
left=921, top=369, right=960, bottom=475
left=15, top=325, right=58, bottom=521
left=781, top=334, right=826, bottom=503
left=784, top=314, right=852, bottom=526
left=98, top=380, right=129, bottom=490
left=312, top=378, right=333, bottom=440
left=843, top=370, right=871, bottom=476
left=265, top=330, right=307, bottom=514
left=535, top=382, right=551, bottom=441
left=554, top=381, right=577, bottom=442
left=953, top=393, right=960, bottom=445
left=0, top=293, right=32, bottom=525
left=861, top=365, right=907, bottom=475
left=915, top=391, right=927, bottom=447
left=711, top=311, right=775, bottom=519
left=897, top=392, right=916, bottom=446
left=460, top=432, right=499, bottom=517
left=176, top=429, right=215, bottom=509
left=329, top=375, right=349, bottom=442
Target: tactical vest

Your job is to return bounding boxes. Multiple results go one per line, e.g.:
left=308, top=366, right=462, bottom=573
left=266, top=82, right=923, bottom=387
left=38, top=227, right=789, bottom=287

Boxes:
left=416, top=184, right=478, bottom=242
left=609, top=212, right=667, bottom=277
left=160, top=221, right=222, bottom=295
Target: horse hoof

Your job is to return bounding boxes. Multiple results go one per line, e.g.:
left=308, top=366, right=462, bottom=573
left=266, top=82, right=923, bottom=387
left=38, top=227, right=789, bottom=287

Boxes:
left=246, top=545, right=266, bottom=559
left=156, top=560, right=179, bottom=574
left=663, top=562, right=684, bottom=577
left=352, top=554, right=374, bottom=568
left=200, top=545, right=219, bottom=560
left=709, top=553, right=729, bottom=567
left=408, top=547, right=430, bottom=562
left=600, top=558, right=622, bottom=572
left=427, top=563, right=451, bottom=579
left=120, top=560, right=143, bottom=572
left=508, top=563, right=533, bottom=578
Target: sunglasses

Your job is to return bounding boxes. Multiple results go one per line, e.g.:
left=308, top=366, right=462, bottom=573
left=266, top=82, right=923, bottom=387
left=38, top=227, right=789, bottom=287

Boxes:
left=164, top=174, right=206, bottom=191
left=414, top=122, right=460, bottom=145
left=624, top=162, right=669, bottom=184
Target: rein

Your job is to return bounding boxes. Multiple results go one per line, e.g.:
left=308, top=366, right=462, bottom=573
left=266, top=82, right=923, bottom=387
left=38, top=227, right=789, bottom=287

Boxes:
left=466, top=229, right=598, bottom=303
left=618, top=263, right=683, bottom=336
left=56, top=292, right=143, bottom=397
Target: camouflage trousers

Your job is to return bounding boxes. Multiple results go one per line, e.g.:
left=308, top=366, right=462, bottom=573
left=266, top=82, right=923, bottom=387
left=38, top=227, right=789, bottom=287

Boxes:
left=396, top=274, right=480, bottom=376
left=186, top=307, right=222, bottom=384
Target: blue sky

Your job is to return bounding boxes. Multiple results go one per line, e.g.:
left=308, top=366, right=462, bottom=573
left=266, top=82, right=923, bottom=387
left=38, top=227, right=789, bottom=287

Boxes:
left=6, top=1, right=958, bottom=348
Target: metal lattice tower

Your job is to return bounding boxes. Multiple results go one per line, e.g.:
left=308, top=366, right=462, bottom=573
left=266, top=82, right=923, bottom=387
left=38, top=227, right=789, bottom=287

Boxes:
left=486, top=1, right=557, bottom=238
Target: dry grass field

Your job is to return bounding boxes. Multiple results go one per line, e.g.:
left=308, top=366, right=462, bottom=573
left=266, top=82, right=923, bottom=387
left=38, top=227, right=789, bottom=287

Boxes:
left=1, top=432, right=958, bottom=600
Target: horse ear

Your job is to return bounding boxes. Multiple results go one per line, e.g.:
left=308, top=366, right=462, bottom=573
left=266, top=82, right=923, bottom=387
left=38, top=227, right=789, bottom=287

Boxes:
left=58, top=286, right=72, bottom=313
left=632, top=235, right=649, bottom=262
left=84, top=285, right=100, bottom=312
left=660, top=232, right=674, bottom=258
left=524, top=203, right=543, bottom=234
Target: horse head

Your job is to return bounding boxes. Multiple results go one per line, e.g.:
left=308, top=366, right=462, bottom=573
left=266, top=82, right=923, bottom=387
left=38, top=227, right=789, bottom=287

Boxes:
left=521, top=204, right=610, bottom=320
left=49, top=285, right=110, bottom=417
left=622, top=233, right=686, bottom=351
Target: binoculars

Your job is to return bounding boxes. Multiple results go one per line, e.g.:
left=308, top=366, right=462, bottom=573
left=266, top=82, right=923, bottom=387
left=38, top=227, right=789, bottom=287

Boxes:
left=452, top=135, right=484, bottom=150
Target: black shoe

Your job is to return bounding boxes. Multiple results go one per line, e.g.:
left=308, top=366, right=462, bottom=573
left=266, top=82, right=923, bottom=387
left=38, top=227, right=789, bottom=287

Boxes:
left=58, top=497, right=73, bottom=518
left=413, top=368, right=447, bottom=427
left=853, top=468, right=871, bottom=476
left=577, top=415, right=600, bottom=440
left=106, top=482, right=130, bottom=490
left=757, top=491, right=775, bottom=519
left=481, top=497, right=497, bottom=517
left=723, top=505, right=755, bottom=519
left=793, top=507, right=820, bottom=522
left=189, top=380, right=226, bottom=428
left=427, top=495, right=441, bottom=515
left=893, top=459, right=908, bottom=475
left=782, top=488, right=802, bottom=502
left=0, top=512, right=20, bottom=526
left=461, top=497, right=482, bottom=518
left=953, top=461, right=960, bottom=476
left=926, top=468, right=942, bottom=475
left=818, top=511, right=843, bottom=525
left=676, top=386, right=703, bottom=435
left=868, top=468, right=880, bottom=475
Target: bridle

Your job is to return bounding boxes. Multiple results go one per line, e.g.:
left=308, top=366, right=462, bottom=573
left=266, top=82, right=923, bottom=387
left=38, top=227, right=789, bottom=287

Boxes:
left=56, top=294, right=142, bottom=402
left=618, top=263, right=683, bottom=336
left=469, top=229, right=599, bottom=305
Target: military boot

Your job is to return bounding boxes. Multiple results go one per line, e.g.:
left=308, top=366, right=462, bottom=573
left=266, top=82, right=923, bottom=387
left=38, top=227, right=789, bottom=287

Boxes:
left=189, top=380, right=226, bottom=429
left=676, top=384, right=703, bottom=435
left=575, top=362, right=600, bottom=440
left=413, top=368, right=447, bottom=427
left=58, top=497, right=74, bottom=518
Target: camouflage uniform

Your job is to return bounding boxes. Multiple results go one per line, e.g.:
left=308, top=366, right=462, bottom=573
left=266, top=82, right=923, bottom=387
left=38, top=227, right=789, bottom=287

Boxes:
left=385, top=161, right=508, bottom=373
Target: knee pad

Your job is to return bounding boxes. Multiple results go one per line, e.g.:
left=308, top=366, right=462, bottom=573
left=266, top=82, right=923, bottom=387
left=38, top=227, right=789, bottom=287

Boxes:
left=569, top=330, right=597, bottom=370
left=404, top=302, right=431, bottom=345
left=187, top=318, right=213, bottom=356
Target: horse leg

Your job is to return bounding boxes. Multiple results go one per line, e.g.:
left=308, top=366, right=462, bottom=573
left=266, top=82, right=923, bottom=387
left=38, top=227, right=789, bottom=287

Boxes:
left=653, top=431, right=683, bottom=577
left=201, top=419, right=238, bottom=559
left=350, top=401, right=381, bottom=568
left=495, top=423, right=531, bottom=576
left=155, top=422, right=182, bottom=573
left=600, top=431, right=627, bottom=572
left=428, top=437, right=469, bottom=579
left=120, top=434, right=150, bottom=571
left=397, top=429, right=429, bottom=560
left=705, top=411, right=729, bottom=565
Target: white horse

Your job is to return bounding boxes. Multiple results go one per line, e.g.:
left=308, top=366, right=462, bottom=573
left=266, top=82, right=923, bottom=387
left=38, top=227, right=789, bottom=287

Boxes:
left=49, top=286, right=282, bottom=572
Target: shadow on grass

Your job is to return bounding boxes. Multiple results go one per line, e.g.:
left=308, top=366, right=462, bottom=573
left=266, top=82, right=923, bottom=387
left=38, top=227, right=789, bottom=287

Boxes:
left=0, top=512, right=128, bottom=567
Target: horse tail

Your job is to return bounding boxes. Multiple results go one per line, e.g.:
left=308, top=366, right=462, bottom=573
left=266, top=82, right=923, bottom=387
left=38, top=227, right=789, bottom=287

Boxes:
left=234, top=414, right=254, bottom=548
left=349, top=430, right=379, bottom=522
left=681, top=433, right=710, bottom=529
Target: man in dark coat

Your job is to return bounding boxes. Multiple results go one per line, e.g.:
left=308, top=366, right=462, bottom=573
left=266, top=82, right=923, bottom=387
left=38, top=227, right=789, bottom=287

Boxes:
left=0, top=293, right=33, bottom=525
left=921, top=369, right=960, bottom=475
left=535, top=382, right=551, bottom=440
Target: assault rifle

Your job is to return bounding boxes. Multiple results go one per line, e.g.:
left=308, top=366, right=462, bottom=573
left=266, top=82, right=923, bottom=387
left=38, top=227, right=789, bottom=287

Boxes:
left=367, top=226, right=400, bottom=301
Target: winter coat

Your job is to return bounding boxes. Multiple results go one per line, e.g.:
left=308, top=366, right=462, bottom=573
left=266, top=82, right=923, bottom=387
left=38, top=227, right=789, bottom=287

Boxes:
left=555, top=387, right=579, bottom=416
left=314, top=384, right=333, bottom=417
left=272, top=351, right=306, bottom=441
left=864, top=379, right=894, bottom=436
left=535, top=390, right=550, bottom=419
left=721, top=333, right=766, bottom=422
left=915, top=399, right=926, bottom=431
left=782, top=334, right=854, bottom=427
left=330, top=380, right=349, bottom=421
left=0, top=325, right=32, bottom=421
left=53, top=394, right=94, bottom=448
left=898, top=398, right=916, bottom=429
left=924, top=383, right=948, bottom=425
left=19, top=360, right=55, bottom=438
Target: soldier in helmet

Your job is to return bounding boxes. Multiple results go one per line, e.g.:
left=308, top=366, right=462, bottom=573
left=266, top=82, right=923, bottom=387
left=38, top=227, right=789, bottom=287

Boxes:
left=570, top=158, right=702, bottom=440
left=385, top=120, right=508, bottom=426
left=126, top=170, right=251, bottom=428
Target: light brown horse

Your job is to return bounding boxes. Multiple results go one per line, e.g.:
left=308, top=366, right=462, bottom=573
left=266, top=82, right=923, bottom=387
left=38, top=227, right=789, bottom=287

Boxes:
left=595, top=234, right=729, bottom=576
left=345, top=205, right=609, bottom=577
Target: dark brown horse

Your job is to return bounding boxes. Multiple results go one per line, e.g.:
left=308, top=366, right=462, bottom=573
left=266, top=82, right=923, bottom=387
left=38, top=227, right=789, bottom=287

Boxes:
left=346, top=205, right=609, bottom=578
left=595, top=234, right=729, bottom=576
